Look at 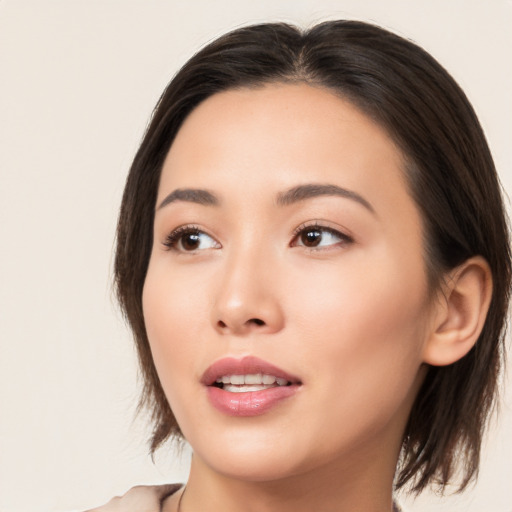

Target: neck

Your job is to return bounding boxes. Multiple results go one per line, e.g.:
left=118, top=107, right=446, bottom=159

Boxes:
left=177, top=445, right=398, bottom=512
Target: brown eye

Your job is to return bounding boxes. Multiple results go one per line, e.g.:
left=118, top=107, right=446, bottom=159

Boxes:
left=301, top=229, right=323, bottom=247
left=164, top=227, right=220, bottom=252
left=181, top=232, right=201, bottom=251
left=293, top=225, right=352, bottom=249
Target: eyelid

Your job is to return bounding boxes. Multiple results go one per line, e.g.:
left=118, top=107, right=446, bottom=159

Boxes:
left=160, top=221, right=353, bottom=252
left=162, top=224, right=221, bottom=252
left=290, top=221, right=354, bottom=248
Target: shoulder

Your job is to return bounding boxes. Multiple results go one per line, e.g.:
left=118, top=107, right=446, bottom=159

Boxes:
left=84, top=484, right=183, bottom=512
left=393, top=501, right=406, bottom=512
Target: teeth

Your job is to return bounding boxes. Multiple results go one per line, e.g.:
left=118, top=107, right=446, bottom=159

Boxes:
left=262, top=374, right=276, bottom=385
left=244, top=373, right=263, bottom=384
left=231, top=375, right=245, bottom=385
left=214, top=374, right=289, bottom=387
left=224, top=384, right=269, bottom=393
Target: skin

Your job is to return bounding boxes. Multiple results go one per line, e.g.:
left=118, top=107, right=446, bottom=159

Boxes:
left=140, top=84, right=490, bottom=512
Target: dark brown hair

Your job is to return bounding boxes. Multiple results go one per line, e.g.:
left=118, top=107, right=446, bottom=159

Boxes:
left=114, top=20, right=511, bottom=493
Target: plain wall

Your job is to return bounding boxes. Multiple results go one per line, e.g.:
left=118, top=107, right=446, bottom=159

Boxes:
left=0, top=1, right=511, bottom=511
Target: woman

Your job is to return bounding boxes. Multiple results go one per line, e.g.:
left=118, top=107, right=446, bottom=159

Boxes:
left=94, top=20, right=510, bottom=511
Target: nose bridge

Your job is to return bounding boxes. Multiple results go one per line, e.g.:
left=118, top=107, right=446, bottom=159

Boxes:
left=212, top=237, right=284, bottom=335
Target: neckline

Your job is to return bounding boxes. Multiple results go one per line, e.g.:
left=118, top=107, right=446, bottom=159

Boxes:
left=159, top=483, right=403, bottom=512
left=159, top=483, right=184, bottom=511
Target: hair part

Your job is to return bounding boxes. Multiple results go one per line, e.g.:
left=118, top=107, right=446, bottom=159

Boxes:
left=114, top=20, right=511, bottom=494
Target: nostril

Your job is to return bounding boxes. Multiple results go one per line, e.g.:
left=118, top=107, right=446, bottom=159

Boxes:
left=215, top=317, right=266, bottom=331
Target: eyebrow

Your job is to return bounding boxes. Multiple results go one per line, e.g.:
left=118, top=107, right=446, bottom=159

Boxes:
left=157, top=183, right=374, bottom=214
left=157, top=188, right=219, bottom=210
left=276, top=183, right=375, bottom=213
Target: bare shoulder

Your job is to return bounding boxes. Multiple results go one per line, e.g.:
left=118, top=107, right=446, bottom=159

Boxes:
left=84, top=484, right=182, bottom=512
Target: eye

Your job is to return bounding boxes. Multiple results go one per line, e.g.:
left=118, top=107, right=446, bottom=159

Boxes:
left=291, top=224, right=353, bottom=249
left=163, top=226, right=220, bottom=252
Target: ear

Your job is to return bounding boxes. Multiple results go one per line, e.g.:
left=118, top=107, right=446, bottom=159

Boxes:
left=423, top=256, right=493, bottom=366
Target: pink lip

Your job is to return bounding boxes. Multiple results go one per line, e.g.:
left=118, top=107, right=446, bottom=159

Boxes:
left=202, top=356, right=302, bottom=417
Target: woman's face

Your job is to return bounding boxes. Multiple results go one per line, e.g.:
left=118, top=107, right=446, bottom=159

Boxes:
left=143, top=84, right=434, bottom=481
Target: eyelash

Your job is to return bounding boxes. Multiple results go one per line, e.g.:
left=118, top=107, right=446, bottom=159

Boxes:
left=162, top=223, right=354, bottom=252
left=291, top=222, right=354, bottom=249
left=163, top=225, right=217, bottom=252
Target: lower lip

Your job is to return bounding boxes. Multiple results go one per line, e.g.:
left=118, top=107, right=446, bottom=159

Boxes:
left=206, top=385, right=299, bottom=416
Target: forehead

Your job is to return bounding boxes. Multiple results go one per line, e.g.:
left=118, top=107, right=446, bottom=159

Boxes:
left=159, top=83, right=414, bottom=218
left=164, top=83, right=405, bottom=180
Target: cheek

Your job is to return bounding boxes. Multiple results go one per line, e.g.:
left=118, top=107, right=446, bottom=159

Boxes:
left=142, top=259, right=210, bottom=398
left=286, top=250, right=429, bottom=409
left=143, top=254, right=214, bottom=339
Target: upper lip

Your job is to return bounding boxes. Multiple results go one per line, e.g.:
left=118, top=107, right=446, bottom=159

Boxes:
left=201, top=356, right=302, bottom=386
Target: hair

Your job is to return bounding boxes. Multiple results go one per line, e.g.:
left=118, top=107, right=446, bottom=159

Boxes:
left=114, top=20, right=511, bottom=494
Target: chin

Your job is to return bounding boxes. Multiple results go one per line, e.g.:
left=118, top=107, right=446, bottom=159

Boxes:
left=202, top=451, right=307, bottom=483
left=184, top=425, right=312, bottom=482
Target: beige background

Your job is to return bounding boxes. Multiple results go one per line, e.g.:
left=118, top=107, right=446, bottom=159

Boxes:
left=0, top=1, right=511, bottom=511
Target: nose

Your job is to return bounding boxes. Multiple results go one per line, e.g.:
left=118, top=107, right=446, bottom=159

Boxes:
left=211, top=249, right=285, bottom=336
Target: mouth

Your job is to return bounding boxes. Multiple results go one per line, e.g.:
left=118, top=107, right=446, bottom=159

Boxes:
left=202, top=356, right=302, bottom=416
left=212, top=373, right=292, bottom=393
left=202, top=355, right=302, bottom=391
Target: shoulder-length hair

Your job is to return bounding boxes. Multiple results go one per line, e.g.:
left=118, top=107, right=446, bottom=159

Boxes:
left=114, top=20, right=511, bottom=493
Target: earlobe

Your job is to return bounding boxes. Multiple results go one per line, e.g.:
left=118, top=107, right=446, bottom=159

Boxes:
left=422, top=256, right=493, bottom=366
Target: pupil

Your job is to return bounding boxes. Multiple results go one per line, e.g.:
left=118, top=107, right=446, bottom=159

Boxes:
left=182, top=232, right=200, bottom=250
left=302, top=229, right=321, bottom=247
